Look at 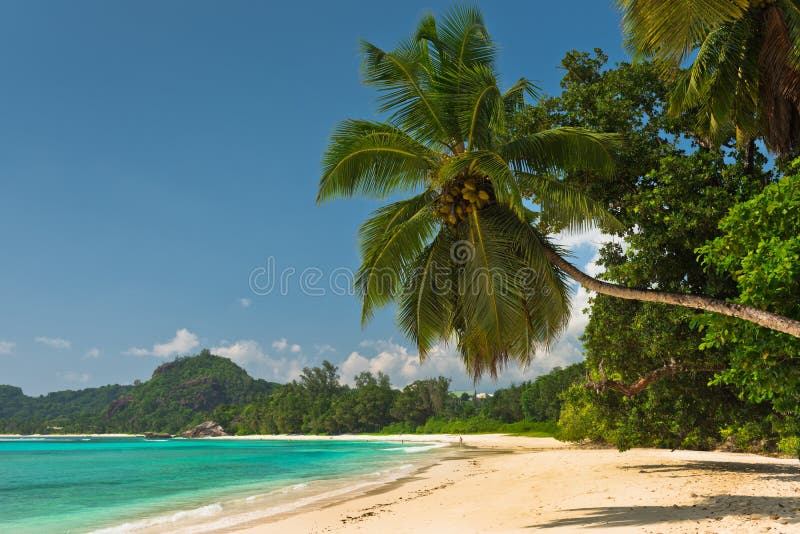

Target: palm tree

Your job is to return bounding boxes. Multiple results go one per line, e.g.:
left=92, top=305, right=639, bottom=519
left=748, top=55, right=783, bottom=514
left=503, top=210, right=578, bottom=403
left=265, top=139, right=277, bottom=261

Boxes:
left=318, top=6, right=800, bottom=378
left=616, top=0, right=800, bottom=156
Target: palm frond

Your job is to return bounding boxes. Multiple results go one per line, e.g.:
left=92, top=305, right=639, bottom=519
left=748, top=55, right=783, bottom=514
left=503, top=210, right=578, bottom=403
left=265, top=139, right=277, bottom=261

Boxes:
left=759, top=4, right=800, bottom=154
left=517, top=172, right=623, bottom=233
left=511, top=209, right=574, bottom=345
left=503, top=77, right=540, bottom=116
left=447, top=64, right=505, bottom=150
left=435, top=5, right=494, bottom=69
left=356, top=192, right=439, bottom=324
left=500, top=127, right=621, bottom=176
left=779, top=0, right=800, bottom=68
left=360, top=40, right=450, bottom=144
left=455, top=206, right=573, bottom=379
left=396, top=229, right=457, bottom=357
left=669, top=16, right=760, bottom=147
left=318, top=120, right=438, bottom=202
left=457, top=208, right=528, bottom=377
left=616, top=0, right=749, bottom=63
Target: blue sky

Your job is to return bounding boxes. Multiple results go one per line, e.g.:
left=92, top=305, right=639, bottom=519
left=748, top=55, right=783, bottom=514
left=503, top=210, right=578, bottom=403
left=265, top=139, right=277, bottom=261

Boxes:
left=0, top=1, right=626, bottom=395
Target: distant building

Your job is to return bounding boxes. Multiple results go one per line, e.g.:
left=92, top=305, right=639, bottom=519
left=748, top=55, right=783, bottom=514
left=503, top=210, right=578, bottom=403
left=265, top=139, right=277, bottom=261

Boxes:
left=449, top=390, right=492, bottom=400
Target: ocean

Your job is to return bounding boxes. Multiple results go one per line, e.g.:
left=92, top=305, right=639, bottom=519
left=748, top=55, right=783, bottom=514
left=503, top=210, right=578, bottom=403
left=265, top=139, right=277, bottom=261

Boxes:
left=0, top=436, right=444, bottom=533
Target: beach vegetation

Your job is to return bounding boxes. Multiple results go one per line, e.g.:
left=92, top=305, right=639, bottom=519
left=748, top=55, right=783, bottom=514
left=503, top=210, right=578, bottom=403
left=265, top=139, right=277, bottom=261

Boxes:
left=529, top=49, right=798, bottom=454
left=617, top=0, right=800, bottom=156
left=318, top=5, right=800, bottom=395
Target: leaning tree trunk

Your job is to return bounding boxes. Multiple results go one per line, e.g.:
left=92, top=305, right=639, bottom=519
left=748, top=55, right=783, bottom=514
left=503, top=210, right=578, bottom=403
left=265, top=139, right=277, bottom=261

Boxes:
left=542, top=247, right=800, bottom=339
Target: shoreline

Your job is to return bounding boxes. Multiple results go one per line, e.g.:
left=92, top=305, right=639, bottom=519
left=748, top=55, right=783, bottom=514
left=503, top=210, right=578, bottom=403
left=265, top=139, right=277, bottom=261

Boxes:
left=225, top=435, right=800, bottom=534
left=93, top=449, right=447, bottom=534
left=4, top=434, right=799, bottom=532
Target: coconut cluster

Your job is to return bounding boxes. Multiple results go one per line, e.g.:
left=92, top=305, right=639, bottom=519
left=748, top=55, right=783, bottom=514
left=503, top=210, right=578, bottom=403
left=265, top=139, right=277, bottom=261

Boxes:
left=436, top=176, right=493, bottom=225
left=750, top=0, right=775, bottom=8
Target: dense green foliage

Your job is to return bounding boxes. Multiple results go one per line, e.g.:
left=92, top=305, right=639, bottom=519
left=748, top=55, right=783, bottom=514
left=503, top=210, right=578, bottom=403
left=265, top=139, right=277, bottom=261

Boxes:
left=224, top=361, right=581, bottom=436
left=515, top=49, right=786, bottom=453
left=616, top=0, right=800, bottom=156
left=521, top=363, right=584, bottom=422
left=697, top=173, right=800, bottom=454
left=0, top=355, right=582, bottom=437
left=0, top=351, right=280, bottom=434
left=0, top=384, right=134, bottom=434
left=105, top=351, right=279, bottom=433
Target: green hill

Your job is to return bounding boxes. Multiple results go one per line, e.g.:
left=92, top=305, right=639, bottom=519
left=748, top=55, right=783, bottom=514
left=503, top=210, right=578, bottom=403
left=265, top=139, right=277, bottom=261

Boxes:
left=106, top=351, right=279, bottom=433
left=0, top=350, right=281, bottom=434
left=0, top=384, right=135, bottom=433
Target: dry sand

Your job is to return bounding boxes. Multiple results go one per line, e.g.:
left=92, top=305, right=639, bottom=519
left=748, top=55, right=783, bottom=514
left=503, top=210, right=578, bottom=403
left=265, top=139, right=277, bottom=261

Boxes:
left=227, top=434, right=800, bottom=534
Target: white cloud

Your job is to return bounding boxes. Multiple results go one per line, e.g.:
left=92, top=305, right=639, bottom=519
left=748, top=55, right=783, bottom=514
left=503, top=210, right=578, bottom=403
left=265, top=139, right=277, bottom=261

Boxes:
left=0, top=341, right=15, bottom=354
left=554, top=226, right=613, bottom=250
left=125, top=328, right=199, bottom=358
left=272, top=338, right=301, bottom=353
left=84, top=348, right=101, bottom=359
left=210, top=340, right=266, bottom=365
left=340, top=341, right=466, bottom=389
left=584, top=249, right=605, bottom=279
left=341, top=332, right=586, bottom=392
left=34, top=337, right=71, bottom=349
left=211, top=339, right=307, bottom=383
left=238, top=298, right=251, bottom=308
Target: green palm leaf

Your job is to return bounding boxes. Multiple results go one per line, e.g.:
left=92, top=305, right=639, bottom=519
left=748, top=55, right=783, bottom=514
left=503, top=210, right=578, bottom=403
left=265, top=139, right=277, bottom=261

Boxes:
left=356, top=192, right=438, bottom=323
left=500, top=127, right=621, bottom=176
left=435, top=5, right=494, bottom=69
left=360, top=40, right=451, bottom=145
left=397, top=229, right=458, bottom=357
left=616, top=0, right=749, bottom=63
left=503, top=78, right=540, bottom=116
left=318, top=120, right=438, bottom=202
left=617, top=0, right=800, bottom=155
left=517, top=172, right=624, bottom=233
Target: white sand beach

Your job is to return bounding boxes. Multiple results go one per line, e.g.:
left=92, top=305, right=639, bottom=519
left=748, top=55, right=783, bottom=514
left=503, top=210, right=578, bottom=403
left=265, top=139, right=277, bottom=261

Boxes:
left=220, top=434, right=800, bottom=534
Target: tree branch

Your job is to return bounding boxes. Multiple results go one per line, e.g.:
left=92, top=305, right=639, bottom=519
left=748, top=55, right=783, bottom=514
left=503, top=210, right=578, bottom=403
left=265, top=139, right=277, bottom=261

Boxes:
left=542, top=246, right=800, bottom=338
left=585, top=360, right=726, bottom=397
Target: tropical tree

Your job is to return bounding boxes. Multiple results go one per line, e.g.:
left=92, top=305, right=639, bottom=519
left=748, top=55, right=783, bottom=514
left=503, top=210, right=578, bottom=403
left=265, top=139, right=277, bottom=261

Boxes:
left=317, top=6, right=800, bottom=379
left=616, top=0, right=800, bottom=156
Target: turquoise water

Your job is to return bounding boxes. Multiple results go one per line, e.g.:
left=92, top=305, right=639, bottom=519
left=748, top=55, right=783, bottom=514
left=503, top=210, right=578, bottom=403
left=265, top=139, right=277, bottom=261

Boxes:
left=0, top=437, right=442, bottom=533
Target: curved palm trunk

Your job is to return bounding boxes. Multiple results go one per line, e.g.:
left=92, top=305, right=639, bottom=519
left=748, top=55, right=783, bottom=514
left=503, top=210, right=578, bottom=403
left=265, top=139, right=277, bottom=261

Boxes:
left=542, top=247, right=800, bottom=339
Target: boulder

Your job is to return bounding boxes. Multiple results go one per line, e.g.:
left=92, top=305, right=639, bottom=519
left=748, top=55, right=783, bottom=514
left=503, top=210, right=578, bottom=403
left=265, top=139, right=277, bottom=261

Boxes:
left=181, top=421, right=227, bottom=438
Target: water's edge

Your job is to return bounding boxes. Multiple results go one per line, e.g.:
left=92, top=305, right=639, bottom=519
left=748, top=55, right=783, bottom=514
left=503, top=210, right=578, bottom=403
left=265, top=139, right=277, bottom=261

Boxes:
left=93, top=440, right=450, bottom=534
left=0, top=436, right=450, bottom=534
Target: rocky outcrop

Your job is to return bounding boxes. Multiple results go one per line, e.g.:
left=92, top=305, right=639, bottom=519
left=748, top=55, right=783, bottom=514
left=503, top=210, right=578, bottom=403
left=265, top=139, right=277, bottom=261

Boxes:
left=181, top=421, right=227, bottom=438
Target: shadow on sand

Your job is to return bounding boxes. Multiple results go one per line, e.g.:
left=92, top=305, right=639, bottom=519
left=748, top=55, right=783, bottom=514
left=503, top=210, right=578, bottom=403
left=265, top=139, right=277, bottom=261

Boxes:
left=529, top=459, right=800, bottom=530
left=622, top=460, right=800, bottom=482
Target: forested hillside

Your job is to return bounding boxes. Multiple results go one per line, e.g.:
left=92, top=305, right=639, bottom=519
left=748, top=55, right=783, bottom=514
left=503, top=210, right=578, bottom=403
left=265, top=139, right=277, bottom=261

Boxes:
left=0, top=353, right=579, bottom=437
left=0, top=351, right=280, bottom=434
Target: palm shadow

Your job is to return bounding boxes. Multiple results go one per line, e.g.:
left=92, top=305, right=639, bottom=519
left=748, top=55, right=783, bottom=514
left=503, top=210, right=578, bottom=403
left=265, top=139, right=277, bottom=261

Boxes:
left=530, top=495, right=800, bottom=529
left=624, top=460, right=800, bottom=482
left=529, top=459, right=800, bottom=530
